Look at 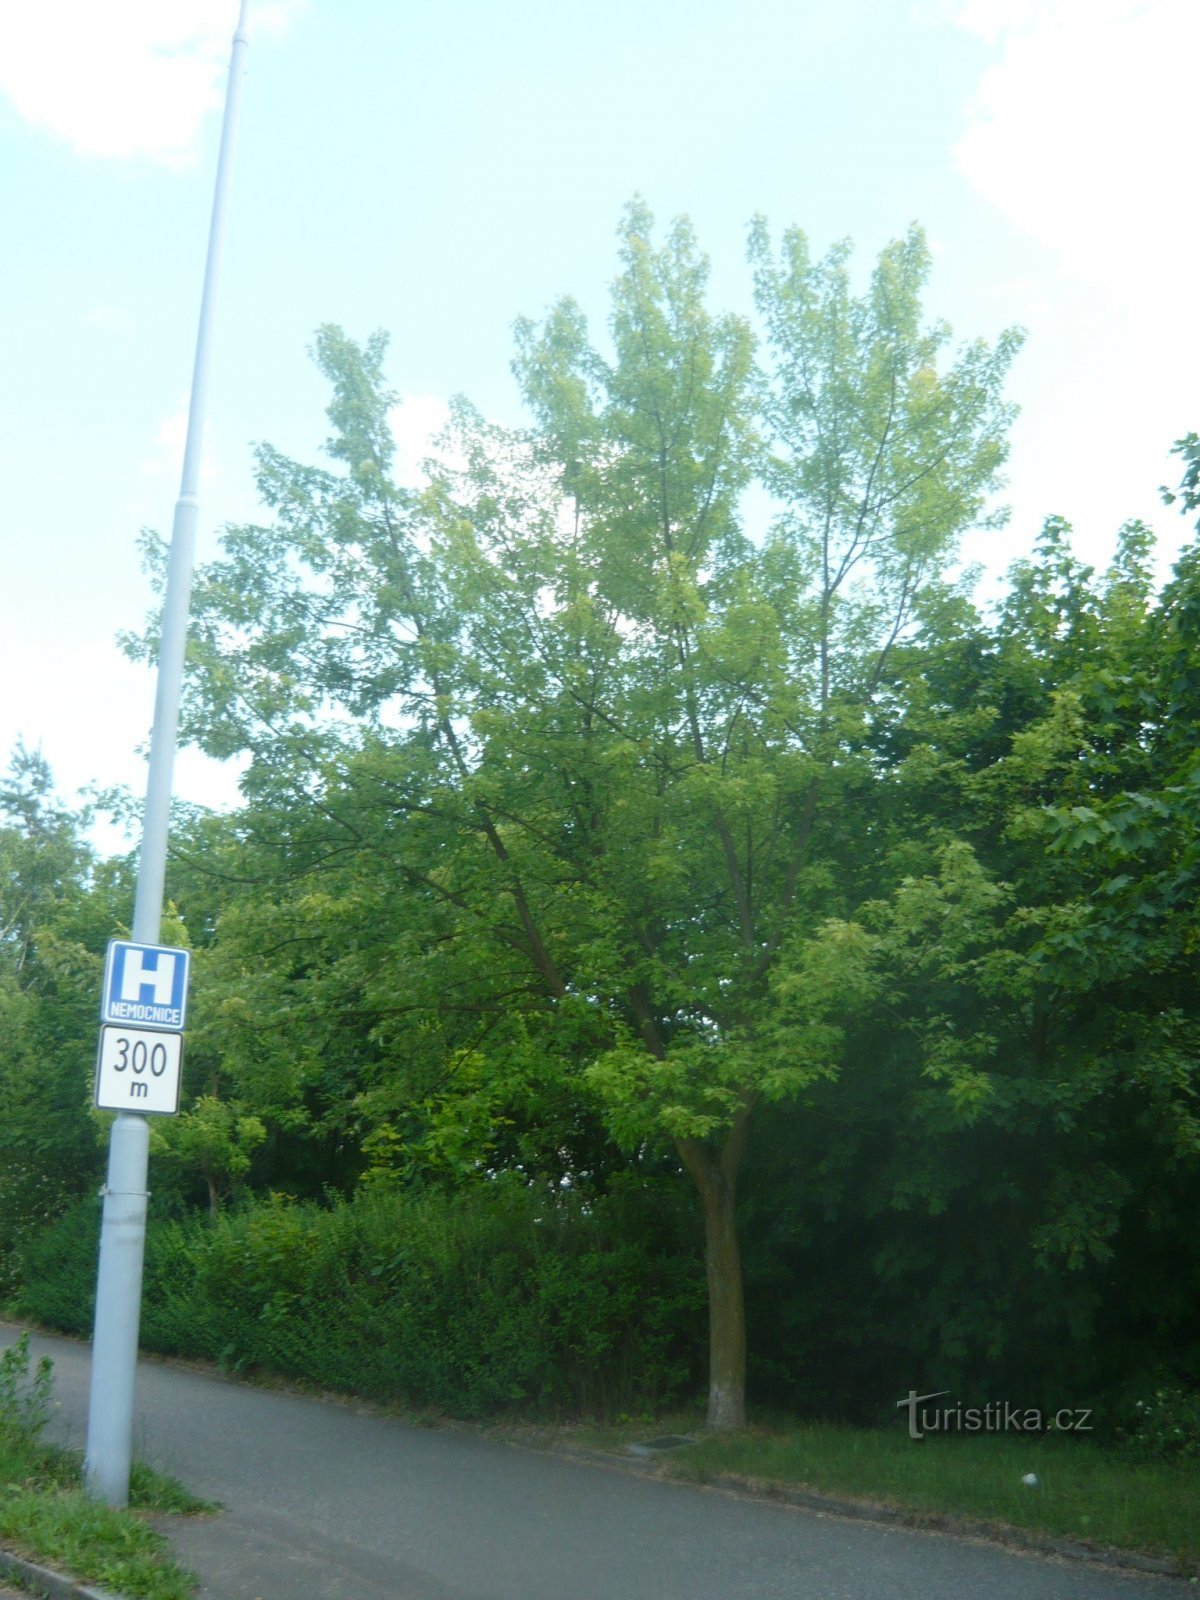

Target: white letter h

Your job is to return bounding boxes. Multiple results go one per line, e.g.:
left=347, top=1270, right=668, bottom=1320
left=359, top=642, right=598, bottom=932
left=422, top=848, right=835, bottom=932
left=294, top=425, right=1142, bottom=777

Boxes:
left=120, top=949, right=176, bottom=1006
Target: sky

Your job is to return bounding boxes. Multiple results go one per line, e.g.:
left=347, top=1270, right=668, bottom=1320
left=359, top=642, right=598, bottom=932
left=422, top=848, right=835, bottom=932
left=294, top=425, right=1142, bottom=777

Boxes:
left=1, top=0, right=1197, bottom=851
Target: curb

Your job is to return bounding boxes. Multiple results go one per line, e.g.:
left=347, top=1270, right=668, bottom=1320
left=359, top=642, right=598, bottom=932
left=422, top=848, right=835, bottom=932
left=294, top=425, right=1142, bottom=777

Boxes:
left=0, top=1549, right=124, bottom=1600
left=538, top=1443, right=1190, bottom=1584
left=700, top=1471, right=1187, bottom=1581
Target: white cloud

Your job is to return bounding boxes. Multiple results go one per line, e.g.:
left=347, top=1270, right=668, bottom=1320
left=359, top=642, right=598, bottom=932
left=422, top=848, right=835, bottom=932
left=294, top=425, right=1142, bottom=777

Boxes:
left=0, top=0, right=301, bottom=167
left=952, top=0, right=1048, bottom=45
left=950, top=0, right=1200, bottom=576
left=953, top=1, right=1196, bottom=291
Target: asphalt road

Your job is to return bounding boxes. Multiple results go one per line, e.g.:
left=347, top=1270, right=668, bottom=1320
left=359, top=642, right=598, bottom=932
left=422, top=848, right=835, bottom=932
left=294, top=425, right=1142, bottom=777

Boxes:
left=0, top=1323, right=1187, bottom=1600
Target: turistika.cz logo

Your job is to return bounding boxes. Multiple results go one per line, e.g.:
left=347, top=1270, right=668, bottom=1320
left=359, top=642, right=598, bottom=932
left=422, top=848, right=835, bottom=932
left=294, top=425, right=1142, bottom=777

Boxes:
left=897, top=1390, right=1093, bottom=1441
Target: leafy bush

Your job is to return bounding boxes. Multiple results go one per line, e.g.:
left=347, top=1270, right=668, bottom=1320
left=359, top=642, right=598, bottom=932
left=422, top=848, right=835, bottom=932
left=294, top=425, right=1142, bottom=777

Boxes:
left=17, top=1198, right=100, bottom=1337
left=1119, top=1386, right=1200, bottom=1461
left=18, top=1179, right=704, bottom=1420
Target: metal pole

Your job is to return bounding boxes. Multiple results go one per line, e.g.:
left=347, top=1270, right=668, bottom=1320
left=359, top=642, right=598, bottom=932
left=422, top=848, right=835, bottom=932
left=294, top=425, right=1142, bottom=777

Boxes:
left=85, top=1, right=250, bottom=1508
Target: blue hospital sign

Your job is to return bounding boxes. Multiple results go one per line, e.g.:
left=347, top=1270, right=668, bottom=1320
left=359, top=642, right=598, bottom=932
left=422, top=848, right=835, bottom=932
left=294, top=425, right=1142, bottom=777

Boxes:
left=101, top=941, right=191, bottom=1032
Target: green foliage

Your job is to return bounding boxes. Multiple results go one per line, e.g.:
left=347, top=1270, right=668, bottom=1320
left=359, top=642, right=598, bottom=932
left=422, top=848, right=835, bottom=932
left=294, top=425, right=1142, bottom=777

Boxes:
left=0, top=1331, right=53, bottom=1441
left=0, top=1330, right=200, bottom=1598
left=16, top=1198, right=100, bottom=1336
left=1119, top=1386, right=1200, bottom=1462
left=748, top=218, right=1021, bottom=720
left=12, top=210, right=1192, bottom=1438
left=176, top=1181, right=703, bottom=1417
left=0, top=1471, right=197, bottom=1600
left=150, top=1095, right=267, bottom=1215
left=124, top=205, right=1021, bottom=1182
left=1161, top=431, right=1200, bottom=519
left=0, top=746, right=124, bottom=1293
left=726, top=484, right=1200, bottom=1420
left=126, top=1459, right=215, bottom=1516
left=20, top=1182, right=704, bottom=1420
left=113, top=205, right=1025, bottom=1428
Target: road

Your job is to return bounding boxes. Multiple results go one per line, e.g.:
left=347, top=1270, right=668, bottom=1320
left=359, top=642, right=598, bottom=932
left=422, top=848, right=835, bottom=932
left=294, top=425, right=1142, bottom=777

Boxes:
left=0, top=1323, right=1186, bottom=1600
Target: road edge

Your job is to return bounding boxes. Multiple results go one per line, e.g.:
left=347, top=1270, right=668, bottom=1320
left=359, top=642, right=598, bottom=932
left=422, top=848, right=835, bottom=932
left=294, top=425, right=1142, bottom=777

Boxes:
left=0, top=1548, right=124, bottom=1600
left=540, top=1443, right=1190, bottom=1584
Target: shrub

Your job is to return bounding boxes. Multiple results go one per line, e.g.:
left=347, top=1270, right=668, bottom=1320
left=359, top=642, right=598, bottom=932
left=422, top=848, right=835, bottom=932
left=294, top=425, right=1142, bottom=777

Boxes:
left=1118, top=1385, right=1200, bottom=1461
left=16, top=1198, right=99, bottom=1337
left=17, top=1179, right=705, bottom=1421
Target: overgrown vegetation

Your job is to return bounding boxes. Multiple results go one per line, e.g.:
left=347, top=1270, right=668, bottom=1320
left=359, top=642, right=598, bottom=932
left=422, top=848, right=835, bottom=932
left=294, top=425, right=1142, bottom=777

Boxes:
left=19, top=1181, right=704, bottom=1419
left=0, top=1333, right=202, bottom=1599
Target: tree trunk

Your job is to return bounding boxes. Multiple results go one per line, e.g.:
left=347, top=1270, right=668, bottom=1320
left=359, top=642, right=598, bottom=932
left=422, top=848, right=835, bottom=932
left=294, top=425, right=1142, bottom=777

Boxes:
left=678, top=1112, right=750, bottom=1432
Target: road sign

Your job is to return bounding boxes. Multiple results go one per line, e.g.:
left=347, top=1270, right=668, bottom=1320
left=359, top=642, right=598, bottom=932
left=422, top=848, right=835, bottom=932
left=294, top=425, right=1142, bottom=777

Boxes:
left=95, top=1026, right=183, bottom=1116
left=101, top=940, right=190, bottom=1032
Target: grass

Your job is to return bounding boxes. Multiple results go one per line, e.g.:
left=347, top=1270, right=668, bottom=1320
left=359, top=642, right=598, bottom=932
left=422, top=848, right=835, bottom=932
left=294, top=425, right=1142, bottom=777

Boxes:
left=1, top=1334, right=207, bottom=1600
left=561, top=1414, right=1198, bottom=1573
left=0, top=1432, right=206, bottom=1600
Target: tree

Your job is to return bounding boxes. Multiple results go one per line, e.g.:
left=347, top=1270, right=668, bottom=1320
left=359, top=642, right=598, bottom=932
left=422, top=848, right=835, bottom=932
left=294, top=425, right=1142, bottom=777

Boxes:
left=0, top=747, right=127, bottom=1288
left=150, top=1095, right=265, bottom=1217
left=137, top=204, right=1020, bottom=1427
left=517, top=209, right=1018, bottom=1426
left=750, top=482, right=1200, bottom=1413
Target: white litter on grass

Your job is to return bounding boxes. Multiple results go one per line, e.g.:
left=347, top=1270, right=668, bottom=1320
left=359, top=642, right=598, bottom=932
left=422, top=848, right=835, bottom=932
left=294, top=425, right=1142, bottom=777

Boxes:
left=1022, top=1472, right=1039, bottom=1486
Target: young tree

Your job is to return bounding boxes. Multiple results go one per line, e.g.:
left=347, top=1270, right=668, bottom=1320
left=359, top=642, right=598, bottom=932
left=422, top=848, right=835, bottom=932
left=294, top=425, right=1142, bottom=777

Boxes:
left=138, top=205, right=1020, bottom=1427
left=510, top=209, right=1020, bottom=1426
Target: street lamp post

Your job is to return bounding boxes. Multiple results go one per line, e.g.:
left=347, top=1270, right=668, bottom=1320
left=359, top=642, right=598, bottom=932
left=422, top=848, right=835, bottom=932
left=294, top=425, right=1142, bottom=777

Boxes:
left=84, top=0, right=251, bottom=1508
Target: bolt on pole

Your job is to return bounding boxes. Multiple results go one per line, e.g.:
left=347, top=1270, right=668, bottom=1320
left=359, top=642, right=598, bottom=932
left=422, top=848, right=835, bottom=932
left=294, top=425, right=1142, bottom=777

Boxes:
left=84, top=1, right=251, bottom=1509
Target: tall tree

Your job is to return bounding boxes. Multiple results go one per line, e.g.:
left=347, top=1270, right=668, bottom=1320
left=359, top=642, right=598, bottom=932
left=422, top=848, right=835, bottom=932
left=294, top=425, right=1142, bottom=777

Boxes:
left=138, top=205, right=1020, bottom=1427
